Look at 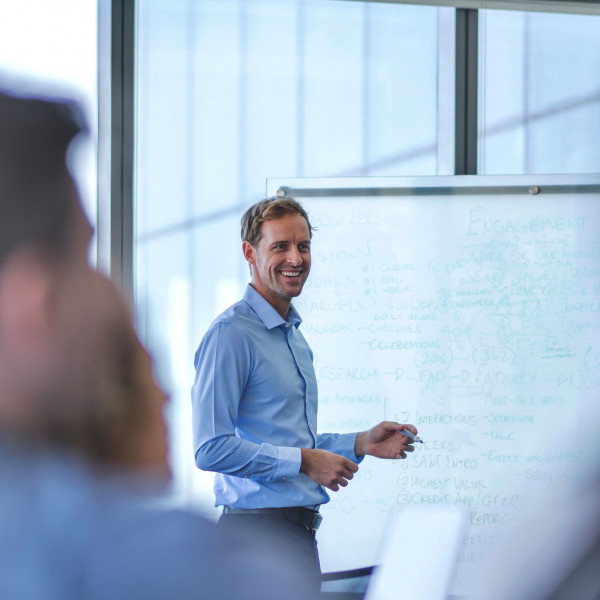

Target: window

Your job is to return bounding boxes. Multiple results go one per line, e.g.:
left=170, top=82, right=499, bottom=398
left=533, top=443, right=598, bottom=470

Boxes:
left=479, top=9, right=600, bottom=174
left=128, top=0, right=600, bottom=585
left=135, top=0, right=455, bottom=508
left=0, top=1, right=99, bottom=253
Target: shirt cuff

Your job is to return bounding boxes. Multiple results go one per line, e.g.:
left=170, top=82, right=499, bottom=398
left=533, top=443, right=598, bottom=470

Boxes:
left=342, top=432, right=365, bottom=464
left=273, top=446, right=302, bottom=481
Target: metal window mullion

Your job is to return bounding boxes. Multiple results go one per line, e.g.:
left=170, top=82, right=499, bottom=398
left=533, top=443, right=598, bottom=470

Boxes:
left=454, top=7, right=478, bottom=175
left=110, top=0, right=135, bottom=303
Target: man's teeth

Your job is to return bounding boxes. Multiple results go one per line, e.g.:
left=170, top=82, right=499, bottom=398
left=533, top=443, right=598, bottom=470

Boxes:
left=281, top=271, right=300, bottom=277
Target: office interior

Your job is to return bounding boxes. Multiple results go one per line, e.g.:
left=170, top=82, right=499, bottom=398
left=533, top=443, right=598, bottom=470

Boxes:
left=1, top=0, right=599, bottom=597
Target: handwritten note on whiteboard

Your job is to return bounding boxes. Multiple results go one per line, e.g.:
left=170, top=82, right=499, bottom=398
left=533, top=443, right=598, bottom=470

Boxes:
left=269, top=177, right=600, bottom=594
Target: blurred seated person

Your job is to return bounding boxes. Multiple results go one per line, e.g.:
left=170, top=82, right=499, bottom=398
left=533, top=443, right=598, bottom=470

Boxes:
left=0, top=85, right=315, bottom=600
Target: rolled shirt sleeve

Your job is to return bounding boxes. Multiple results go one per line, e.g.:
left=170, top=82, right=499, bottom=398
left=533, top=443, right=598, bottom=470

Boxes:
left=192, top=322, right=302, bottom=482
left=317, top=432, right=364, bottom=465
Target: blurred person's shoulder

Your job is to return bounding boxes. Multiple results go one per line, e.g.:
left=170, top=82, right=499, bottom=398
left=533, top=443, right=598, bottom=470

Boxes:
left=83, top=501, right=316, bottom=600
left=0, top=445, right=316, bottom=600
left=0, top=443, right=109, bottom=599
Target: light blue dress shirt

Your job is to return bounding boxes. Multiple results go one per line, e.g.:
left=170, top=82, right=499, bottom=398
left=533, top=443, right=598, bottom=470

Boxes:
left=192, top=284, right=361, bottom=509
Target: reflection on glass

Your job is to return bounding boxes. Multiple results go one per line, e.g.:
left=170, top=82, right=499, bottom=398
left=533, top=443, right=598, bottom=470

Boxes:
left=136, top=0, right=455, bottom=235
left=479, top=9, right=600, bottom=174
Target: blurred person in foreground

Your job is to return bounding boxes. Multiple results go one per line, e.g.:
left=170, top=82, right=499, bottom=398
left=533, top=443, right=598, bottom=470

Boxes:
left=0, top=87, right=315, bottom=600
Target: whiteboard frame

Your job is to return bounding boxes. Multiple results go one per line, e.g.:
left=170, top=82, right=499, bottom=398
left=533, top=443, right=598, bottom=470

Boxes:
left=267, top=174, right=600, bottom=200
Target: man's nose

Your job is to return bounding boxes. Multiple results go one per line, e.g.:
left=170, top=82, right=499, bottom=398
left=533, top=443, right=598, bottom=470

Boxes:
left=286, top=247, right=302, bottom=266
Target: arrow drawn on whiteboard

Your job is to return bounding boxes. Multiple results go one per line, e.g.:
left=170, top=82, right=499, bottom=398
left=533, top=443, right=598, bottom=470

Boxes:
left=448, top=370, right=471, bottom=384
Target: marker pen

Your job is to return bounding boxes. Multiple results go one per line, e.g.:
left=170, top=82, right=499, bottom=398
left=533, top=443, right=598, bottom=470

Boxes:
left=399, top=428, right=423, bottom=443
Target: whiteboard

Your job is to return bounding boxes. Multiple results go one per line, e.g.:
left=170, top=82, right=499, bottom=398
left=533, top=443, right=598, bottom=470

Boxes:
left=268, top=175, right=600, bottom=594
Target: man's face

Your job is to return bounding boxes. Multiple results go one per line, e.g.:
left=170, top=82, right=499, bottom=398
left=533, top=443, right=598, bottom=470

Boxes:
left=244, top=213, right=311, bottom=315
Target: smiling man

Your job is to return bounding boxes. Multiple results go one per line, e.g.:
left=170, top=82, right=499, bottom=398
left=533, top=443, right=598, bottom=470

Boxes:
left=192, top=196, right=418, bottom=577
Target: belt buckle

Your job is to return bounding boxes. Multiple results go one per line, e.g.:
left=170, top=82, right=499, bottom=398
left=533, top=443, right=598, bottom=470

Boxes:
left=309, top=511, right=323, bottom=531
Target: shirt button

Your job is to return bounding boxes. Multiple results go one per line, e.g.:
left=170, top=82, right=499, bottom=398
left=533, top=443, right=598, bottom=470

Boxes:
left=282, top=476, right=287, bottom=481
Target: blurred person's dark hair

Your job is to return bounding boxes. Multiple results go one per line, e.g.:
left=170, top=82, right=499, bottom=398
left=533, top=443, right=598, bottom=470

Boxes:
left=0, top=86, right=315, bottom=600
left=0, top=89, right=85, bottom=267
left=0, top=88, right=170, bottom=478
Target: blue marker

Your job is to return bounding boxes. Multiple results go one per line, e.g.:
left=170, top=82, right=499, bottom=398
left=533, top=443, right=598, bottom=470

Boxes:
left=399, top=428, right=423, bottom=443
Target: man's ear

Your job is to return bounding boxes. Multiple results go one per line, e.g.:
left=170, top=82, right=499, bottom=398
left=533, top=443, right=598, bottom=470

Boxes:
left=0, top=249, right=54, bottom=352
left=242, top=241, right=255, bottom=266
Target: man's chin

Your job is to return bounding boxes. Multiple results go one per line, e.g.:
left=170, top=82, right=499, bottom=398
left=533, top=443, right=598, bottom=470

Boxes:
left=278, top=283, right=305, bottom=298
left=276, top=276, right=306, bottom=295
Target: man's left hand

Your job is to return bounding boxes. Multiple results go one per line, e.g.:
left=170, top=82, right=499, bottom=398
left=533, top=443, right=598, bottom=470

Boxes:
left=354, top=422, right=418, bottom=459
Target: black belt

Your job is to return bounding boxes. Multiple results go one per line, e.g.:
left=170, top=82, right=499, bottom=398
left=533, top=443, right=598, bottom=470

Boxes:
left=222, top=506, right=323, bottom=532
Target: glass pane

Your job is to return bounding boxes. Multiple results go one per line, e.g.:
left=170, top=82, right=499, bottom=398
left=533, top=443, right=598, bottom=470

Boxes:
left=478, top=9, right=600, bottom=174
left=0, top=1, right=98, bottom=247
left=136, top=0, right=455, bottom=236
left=135, top=0, right=455, bottom=515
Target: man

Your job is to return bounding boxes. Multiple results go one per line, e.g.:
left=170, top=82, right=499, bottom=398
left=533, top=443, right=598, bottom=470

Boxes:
left=0, top=88, right=314, bottom=600
left=192, top=196, right=419, bottom=572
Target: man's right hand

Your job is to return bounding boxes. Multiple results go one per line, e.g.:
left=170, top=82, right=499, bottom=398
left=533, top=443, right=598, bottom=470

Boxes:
left=299, top=448, right=358, bottom=491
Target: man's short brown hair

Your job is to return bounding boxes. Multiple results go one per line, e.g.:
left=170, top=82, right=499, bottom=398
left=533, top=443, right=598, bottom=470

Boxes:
left=240, top=196, right=313, bottom=247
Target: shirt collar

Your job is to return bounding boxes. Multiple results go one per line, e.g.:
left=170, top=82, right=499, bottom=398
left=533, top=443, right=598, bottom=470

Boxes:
left=243, top=284, right=303, bottom=330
